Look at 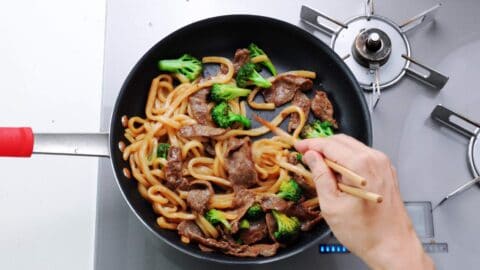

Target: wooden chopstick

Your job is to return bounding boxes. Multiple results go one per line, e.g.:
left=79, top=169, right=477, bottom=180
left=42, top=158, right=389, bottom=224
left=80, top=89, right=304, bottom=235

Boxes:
left=324, top=159, right=367, bottom=187
left=338, top=183, right=383, bottom=203
left=253, top=114, right=382, bottom=203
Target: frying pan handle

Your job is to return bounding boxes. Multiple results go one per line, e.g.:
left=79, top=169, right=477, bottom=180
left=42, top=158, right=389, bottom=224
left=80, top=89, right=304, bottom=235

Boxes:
left=431, top=105, right=480, bottom=137
left=0, top=128, right=109, bottom=158
left=0, top=127, right=34, bottom=157
left=33, top=133, right=110, bottom=157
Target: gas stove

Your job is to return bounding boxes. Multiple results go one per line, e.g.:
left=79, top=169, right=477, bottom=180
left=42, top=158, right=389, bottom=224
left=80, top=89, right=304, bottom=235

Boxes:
left=300, top=3, right=449, bottom=110
left=95, top=1, right=480, bottom=269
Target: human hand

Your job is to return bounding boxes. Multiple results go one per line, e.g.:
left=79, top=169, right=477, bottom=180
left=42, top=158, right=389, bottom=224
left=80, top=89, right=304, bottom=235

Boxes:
left=295, top=135, right=434, bottom=270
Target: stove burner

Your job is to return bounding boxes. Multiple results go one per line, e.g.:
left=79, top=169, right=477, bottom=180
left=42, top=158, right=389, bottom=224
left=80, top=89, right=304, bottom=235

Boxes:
left=330, top=15, right=409, bottom=91
left=300, top=1, right=449, bottom=111
left=352, top=28, right=392, bottom=68
left=431, top=105, right=480, bottom=177
left=469, top=130, right=479, bottom=177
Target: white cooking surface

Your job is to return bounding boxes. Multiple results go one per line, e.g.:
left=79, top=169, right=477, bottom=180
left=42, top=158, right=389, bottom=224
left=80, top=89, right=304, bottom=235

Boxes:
left=0, top=1, right=105, bottom=269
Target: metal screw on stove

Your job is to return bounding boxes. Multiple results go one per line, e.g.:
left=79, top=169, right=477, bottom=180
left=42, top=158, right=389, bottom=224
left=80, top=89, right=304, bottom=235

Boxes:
left=366, top=32, right=381, bottom=52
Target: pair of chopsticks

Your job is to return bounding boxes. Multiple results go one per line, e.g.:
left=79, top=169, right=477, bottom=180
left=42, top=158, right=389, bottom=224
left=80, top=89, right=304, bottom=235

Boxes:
left=254, top=115, right=383, bottom=203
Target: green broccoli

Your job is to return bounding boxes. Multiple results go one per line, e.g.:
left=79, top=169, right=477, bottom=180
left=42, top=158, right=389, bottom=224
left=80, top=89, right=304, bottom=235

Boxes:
left=245, top=203, right=263, bottom=220
left=210, top=83, right=252, bottom=103
left=211, top=102, right=251, bottom=129
left=205, top=209, right=231, bottom=231
left=239, top=219, right=250, bottom=230
left=272, top=210, right=300, bottom=242
left=236, top=63, right=272, bottom=88
left=276, top=179, right=302, bottom=202
left=296, top=153, right=303, bottom=163
left=300, top=120, right=334, bottom=139
left=157, top=54, right=202, bottom=82
left=157, top=143, right=170, bottom=159
left=248, top=43, right=277, bottom=76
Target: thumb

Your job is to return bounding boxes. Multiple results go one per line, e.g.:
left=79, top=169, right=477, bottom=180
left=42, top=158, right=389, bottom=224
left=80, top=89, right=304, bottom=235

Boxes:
left=303, top=150, right=339, bottom=202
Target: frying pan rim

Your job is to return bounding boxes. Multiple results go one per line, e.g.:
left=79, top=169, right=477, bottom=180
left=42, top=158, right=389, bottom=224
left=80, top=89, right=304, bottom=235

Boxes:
left=108, top=14, right=372, bottom=264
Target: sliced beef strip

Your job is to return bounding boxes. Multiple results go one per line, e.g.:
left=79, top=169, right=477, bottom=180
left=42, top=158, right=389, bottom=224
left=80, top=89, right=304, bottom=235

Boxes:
left=178, top=216, right=279, bottom=257
left=203, top=140, right=216, bottom=157
left=301, top=214, right=324, bottom=231
left=165, top=146, right=189, bottom=190
left=230, top=189, right=256, bottom=233
left=233, top=188, right=255, bottom=208
left=259, top=194, right=290, bottom=212
left=288, top=91, right=311, bottom=133
left=285, top=203, right=319, bottom=221
left=179, top=124, right=226, bottom=138
left=287, top=152, right=299, bottom=165
left=311, top=90, right=338, bottom=128
left=188, top=89, right=213, bottom=126
left=224, top=137, right=258, bottom=189
left=286, top=153, right=317, bottom=197
left=219, top=226, right=238, bottom=245
left=239, top=219, right=268, bottom=245
left=194, top=235, right=279, bottom=257
left=177, top=220, right=204, bottom=239
left=186, top=180, right=214, bottom=214
left=237, top=243, right=280, bottom=257
left=293, top=174, right=317, bottom=198
left=198, top=244, right=215, bottom=253
left=263, top=75, right=313, bottom=106
left=233, top=48, right=250, bottom=75
left=220, top=64, right=229, bottom=75
left=265, top=213, right=277, bottom=242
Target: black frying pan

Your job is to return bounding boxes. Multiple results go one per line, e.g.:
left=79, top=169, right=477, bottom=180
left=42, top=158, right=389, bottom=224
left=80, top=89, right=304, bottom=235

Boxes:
left=0, top=15, right=372, bottom=264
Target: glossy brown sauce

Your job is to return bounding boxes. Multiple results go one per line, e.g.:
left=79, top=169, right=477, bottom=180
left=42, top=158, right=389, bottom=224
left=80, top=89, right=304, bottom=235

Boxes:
left=121, top=115, right=128, bottom=128
left=122, top=168, right=131, bottom=179
left=118, top=141, right=126, bottom=152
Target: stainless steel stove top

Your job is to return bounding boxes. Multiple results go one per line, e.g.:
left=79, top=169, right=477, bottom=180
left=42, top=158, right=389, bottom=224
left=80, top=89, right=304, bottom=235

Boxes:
left=95, top=1, right=480, bottom=269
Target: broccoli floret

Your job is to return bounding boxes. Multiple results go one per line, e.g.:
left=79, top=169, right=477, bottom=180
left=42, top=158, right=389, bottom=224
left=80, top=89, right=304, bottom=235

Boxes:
left=205, top=209, right=231, bottom=231
left=157, top=143, right=170, bottom=159
left=236, top=63, right=272, bottom=88
left=157, top=54, right=202, bottom=81
left=210, top=83, right=252, bottom=103
left=211, top=102, right=251, bottom=129
left=276, top=179, right=302, bottom=202
left=239, top=219, right=250, bottom=230
left=272, top=210, right=300, bottom=242
left=296, top=153, right=303, bottom=163
left=300, top=120, right=334, bottom=139
left=245, top=203, right=263, bottom=220
left=248, top=43, right=277, bottom=76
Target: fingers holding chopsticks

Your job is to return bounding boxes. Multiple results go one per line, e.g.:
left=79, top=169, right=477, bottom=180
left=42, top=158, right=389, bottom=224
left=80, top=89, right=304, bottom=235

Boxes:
left=303, top=150, right=340, bottom=200
left=296, top=136, right=368, bottom=189
left=295, top=135, right=390, bottom=202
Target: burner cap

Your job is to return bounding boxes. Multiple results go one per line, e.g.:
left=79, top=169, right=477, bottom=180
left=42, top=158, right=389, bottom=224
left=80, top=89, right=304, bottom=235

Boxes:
left=331, top=15, right=410, bottom=90
left=352, top=28, right=392, bottom=68
left=469, top=129, right=480, bottom=177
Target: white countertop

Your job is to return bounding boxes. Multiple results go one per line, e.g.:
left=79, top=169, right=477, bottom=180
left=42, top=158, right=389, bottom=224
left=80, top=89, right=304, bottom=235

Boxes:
left=0, top=1, right=105, bottom=269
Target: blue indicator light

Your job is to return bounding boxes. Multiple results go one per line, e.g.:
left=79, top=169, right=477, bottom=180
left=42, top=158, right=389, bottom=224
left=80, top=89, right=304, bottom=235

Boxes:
left=319, top=244, right=350, bottom=254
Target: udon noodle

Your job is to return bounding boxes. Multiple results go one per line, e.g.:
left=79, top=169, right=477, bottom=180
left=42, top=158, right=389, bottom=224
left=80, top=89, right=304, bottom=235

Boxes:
left=120, top=55, right=321, bottom=255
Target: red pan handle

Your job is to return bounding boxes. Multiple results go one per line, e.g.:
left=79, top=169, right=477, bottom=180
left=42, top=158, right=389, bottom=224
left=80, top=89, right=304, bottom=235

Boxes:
left=0, top=127, right=34, bottom=157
